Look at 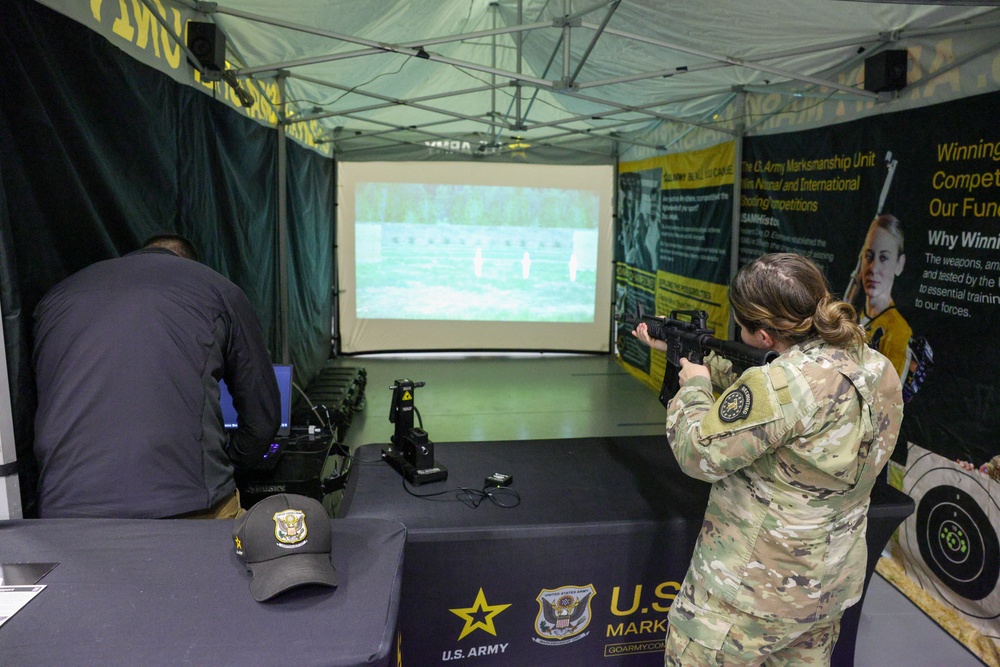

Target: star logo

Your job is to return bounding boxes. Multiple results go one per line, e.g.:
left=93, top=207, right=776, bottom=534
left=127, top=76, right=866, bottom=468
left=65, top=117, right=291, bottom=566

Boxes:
left=449, top=588, right=511, bottom=640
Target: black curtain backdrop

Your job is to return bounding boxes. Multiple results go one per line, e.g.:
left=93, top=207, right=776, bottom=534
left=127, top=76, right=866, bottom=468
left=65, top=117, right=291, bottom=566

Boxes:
left=178, top=93, right=279, bottom=345
left=287, top=151, right=336, bottom=378
left=0, top=0, right=334, bottom=515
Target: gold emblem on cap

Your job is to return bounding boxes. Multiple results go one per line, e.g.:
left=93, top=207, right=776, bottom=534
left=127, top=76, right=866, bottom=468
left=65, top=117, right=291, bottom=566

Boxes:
left=273, top=509, right=308, bottom=545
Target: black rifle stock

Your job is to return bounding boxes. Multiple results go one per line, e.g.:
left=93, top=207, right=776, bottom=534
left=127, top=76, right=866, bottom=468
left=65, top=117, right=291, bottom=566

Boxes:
left=622, top=305, right=778, bottom=408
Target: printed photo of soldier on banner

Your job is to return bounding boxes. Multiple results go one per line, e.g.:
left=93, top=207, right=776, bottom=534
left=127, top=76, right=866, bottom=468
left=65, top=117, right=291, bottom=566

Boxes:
left=614, top=167, right=662, bottom=376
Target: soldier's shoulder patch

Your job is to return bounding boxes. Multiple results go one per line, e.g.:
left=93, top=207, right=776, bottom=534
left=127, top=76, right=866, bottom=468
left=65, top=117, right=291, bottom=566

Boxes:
left=719, top=384, right=753, bottom=422
left=698, top=367, right=780, bottom=437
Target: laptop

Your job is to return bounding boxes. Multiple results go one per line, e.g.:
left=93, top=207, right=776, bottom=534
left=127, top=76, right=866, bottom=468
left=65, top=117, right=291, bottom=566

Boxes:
left=219, top=364, right=293, bottom=468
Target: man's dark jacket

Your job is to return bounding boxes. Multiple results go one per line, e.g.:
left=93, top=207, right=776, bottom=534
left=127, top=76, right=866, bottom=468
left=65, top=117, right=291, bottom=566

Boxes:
left=32, top=248, right=279, bottom=518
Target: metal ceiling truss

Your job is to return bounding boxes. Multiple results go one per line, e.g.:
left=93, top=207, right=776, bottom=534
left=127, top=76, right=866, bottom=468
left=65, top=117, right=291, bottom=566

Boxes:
left=188, top=1, right=1000, bottom=160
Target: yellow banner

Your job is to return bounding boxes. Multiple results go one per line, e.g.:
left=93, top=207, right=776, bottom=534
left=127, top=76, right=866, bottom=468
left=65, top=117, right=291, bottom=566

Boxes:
left=621, top=143, right=735, bottom=190
left=618, top=270, right=733, bottom=393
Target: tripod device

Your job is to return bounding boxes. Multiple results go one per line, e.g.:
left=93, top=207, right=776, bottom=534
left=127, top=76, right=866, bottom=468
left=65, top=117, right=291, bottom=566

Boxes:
left=381, top=379, right=448, bottom=485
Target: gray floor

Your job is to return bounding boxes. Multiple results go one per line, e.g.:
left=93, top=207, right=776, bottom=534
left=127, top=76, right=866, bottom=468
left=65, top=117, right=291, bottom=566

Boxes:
left=330, top=352, right=986, bottom=667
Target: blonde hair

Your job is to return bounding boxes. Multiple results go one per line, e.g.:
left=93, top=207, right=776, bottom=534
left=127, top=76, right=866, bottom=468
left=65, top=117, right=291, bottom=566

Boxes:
left=870, top=214, right=904, bottom=256
left=730, top=253, right=865, bottom=348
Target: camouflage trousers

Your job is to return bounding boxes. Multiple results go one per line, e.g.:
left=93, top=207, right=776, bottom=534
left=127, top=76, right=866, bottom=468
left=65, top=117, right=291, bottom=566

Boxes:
left=664, top=577, right=841, bottom=666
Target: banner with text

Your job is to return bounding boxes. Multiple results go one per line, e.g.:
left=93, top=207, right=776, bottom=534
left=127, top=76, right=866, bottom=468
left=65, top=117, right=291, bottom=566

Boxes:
left=616, top=143, right=735, bottom=390
left=742, top=90, right=1000, bottom=464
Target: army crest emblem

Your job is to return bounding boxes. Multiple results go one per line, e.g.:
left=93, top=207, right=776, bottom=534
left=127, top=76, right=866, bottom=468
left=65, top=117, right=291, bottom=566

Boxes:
left=273, top=509, right=308, bottom=546
left=534, top=585, right=595, bottom=643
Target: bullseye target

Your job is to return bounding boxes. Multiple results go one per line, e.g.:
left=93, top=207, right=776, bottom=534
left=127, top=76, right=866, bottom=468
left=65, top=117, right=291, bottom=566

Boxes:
left=899, top=444, right=1000, bottom=627
left=915, top=484, right=999, bottom=601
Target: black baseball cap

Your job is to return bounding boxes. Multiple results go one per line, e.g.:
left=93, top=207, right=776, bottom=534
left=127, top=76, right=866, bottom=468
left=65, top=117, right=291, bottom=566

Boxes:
left=233, top=493, right=339, bottom=602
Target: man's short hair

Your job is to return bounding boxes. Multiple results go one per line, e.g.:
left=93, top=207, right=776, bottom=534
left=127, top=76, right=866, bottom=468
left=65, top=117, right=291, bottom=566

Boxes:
left=142, top=234, right=200, bottom=262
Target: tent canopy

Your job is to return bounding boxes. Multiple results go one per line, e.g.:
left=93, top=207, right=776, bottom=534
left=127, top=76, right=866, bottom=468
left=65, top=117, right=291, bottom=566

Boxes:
left=161, top=1, right=1000, bottom=160
left=38, top=1, right=1000, bottom=162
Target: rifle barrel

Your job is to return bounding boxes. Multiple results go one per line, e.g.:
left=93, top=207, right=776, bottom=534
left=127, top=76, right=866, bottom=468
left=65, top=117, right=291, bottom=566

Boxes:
left=702, top=336, right=778, bottom=369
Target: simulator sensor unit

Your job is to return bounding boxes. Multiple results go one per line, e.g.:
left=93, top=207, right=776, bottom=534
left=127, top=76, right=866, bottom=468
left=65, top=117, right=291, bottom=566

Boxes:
left=382, top=379, right=448, bottom=485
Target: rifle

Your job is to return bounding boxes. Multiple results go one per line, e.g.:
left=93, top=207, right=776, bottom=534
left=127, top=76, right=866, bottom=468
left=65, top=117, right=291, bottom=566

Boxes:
left=622, top=305, right=778, bottom=408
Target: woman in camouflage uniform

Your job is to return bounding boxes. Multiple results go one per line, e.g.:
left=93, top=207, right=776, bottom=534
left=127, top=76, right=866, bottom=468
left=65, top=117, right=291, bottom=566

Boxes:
left=633, top=253, right=903, bottom=666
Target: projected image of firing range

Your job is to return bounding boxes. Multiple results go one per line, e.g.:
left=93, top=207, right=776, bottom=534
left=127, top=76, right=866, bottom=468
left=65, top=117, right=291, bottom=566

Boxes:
left=355, top=182, right=600, bottom=322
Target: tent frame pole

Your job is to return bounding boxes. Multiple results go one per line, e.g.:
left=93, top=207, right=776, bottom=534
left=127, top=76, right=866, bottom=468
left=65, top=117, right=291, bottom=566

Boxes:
left=729, top=91, right=746, bottom=341
left=278, top=73, right=290, bottom=364
left=0, top=304, right=23, bottom=520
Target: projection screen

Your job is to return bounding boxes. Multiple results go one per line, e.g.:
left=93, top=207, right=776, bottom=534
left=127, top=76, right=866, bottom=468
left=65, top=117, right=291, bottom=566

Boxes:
left=337, top=161, right=614, bottom=353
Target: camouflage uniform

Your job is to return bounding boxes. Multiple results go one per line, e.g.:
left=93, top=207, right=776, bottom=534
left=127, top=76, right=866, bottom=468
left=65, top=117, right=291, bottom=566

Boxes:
left=664, top=578, right=840, bottom=666
left=663, top=337, right=903, bottom=665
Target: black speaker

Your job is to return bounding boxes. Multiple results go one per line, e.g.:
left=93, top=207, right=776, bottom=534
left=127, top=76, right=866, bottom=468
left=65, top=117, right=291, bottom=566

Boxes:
left=864, top=50, right=907, bottom=93
left=186, top=22, right=226, bottom=74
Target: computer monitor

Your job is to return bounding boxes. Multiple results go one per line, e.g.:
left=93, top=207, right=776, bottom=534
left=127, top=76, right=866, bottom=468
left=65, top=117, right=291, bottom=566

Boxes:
left=219, top=364, right=293, bottom=437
